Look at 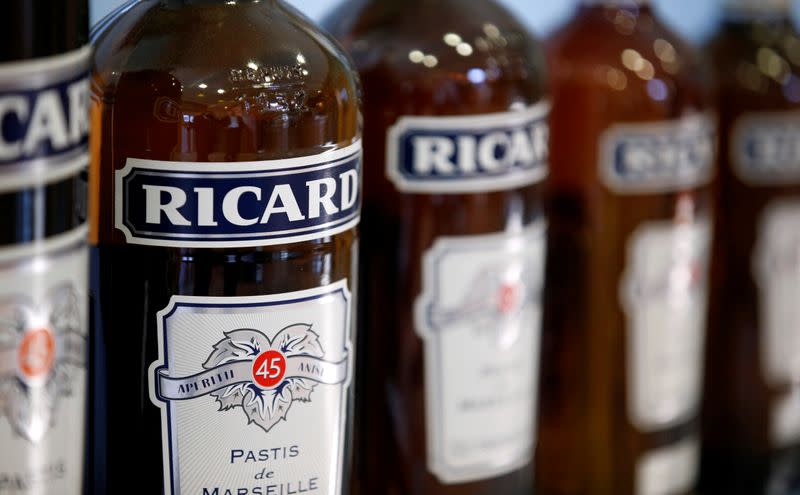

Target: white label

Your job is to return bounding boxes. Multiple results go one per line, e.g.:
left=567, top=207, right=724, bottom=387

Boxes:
left=771, top=388, right=800, bottom=447
left=754, top=199, right=800, bottom=447
left=621, top=218, right=711, bottom=431
left=0, top=227, right=88, bottom=495
left=148, top=281, right=353, bottom=495
left=599, top=114, right=716, bottom=194
left=636, top=437, right=700, bottom=495
left=754, top=199, right=800, bottom=388
left=415, top=222, right=545, bottom=484
left=732, top=111, right=800, bottom=185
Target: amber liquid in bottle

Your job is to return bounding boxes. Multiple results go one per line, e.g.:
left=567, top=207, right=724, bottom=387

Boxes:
left=89, top=1, right=360, bottom=493
left=539, top=2, right=715, bottom=494
left=701, top=2, right=800, bottom=493
left=325, top=1, right=548, bottom=494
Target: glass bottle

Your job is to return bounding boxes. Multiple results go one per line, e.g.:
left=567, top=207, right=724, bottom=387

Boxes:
left=325, top=1, right=548, bottom=494
left=0, top=2, right=90, bottom=494
left=539, top=1, right=715, bottom=494
left=702, top=0, right=800, bottom=493
left=89, top=1, right=361, bottom=493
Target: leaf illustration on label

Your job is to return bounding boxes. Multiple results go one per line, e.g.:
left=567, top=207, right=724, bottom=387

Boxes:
left=431, top=264, right=531, bottom=326
left=428, top=261, right=534, bottom=350
left=49, top=286, right=82, bottom=336
left=243, top=382, right=293, bottom=432
left=214, top=383, right=248, bottom=411
left=290, top=378, right=316, bottom=402
left=205, top=329, right=266, bottom=364
left=275, top=324, right=324, bottom=356
left=0, top=325, right=14, bottom=350
left=203, top=324, right=325, bottom=434
left=3, top=379, right=59, bottom=443
left=0, top=302, right=25, bottom=353
left=0, top=285, right=85, bottom=443
left=52, top=366, right=74, bottom=396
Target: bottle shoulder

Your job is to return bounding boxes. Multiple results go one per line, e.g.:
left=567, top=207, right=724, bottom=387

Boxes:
left=709, top=18, right=800, bottom=107
left=547, top=9, right=712, bottom=115
left=322, top=0, right=547, bottom=99
left=92, top=1, right=360, bottom=104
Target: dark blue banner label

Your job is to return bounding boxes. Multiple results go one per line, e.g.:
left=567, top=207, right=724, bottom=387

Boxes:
left=0, top=47, right=91, bottom=193
left=386, top=103, right=549, bottom=194
left=732, top=111, right=800, bottom=185
left=600, top=114, right=716, bottom=193
left=115, top=142, right=362, bottom=248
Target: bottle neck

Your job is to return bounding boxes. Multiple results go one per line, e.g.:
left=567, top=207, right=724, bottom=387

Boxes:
left=577, top=0, right=652, bottom=15
left=723, top=0, right=793, bottom=19
left=369, top=0, right=454, bottom=4
left=579, top=0, right=650, bottom=6
left=577, top=0, right=653, bottom=20
left=159, top=0, right=269, bottom=6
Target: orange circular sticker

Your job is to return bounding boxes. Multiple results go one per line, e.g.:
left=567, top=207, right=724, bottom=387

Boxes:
left=18, top=328, right=55, bottom=381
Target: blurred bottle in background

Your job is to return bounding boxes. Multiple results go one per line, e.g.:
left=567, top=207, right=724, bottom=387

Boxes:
left=540, top=1, right=716, bottom=494
left=90, top=0, right=360, bottom=493
left=325, top=1, right=548, bottom=494
left=0, top=1, right=90, bottom=495
left=702, top=1, right=800, bottom=493
left=88, top=0, right=726, bottom=49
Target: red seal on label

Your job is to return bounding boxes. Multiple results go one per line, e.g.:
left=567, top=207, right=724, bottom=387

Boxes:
left=252, top=350, right=287, bottom=389
left=18, top=327, right=55, bottom=382
left=497, top=283, right=521, bottom=315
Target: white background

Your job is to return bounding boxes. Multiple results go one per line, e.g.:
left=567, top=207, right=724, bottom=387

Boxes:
left=89, top=0, right=787, bottom=43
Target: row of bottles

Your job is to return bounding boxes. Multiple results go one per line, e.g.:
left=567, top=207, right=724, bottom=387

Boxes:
left=0, top=0, right=798, bottom=494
